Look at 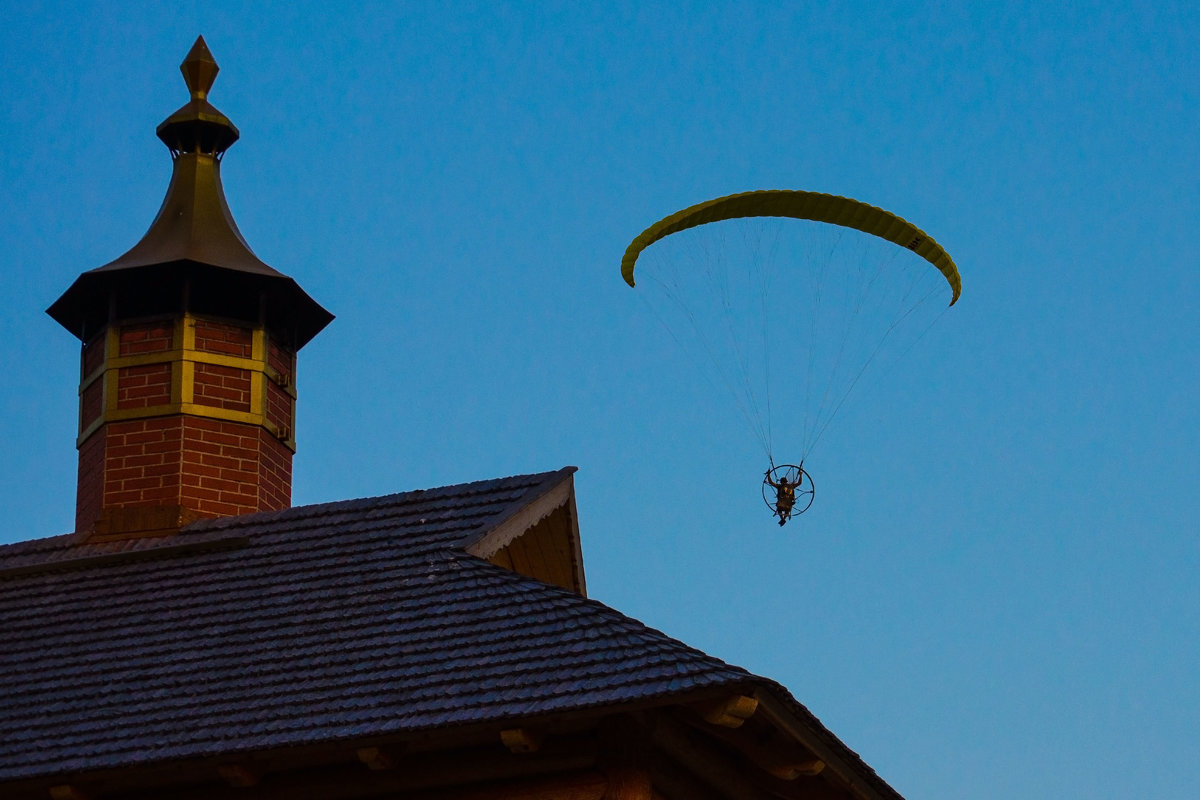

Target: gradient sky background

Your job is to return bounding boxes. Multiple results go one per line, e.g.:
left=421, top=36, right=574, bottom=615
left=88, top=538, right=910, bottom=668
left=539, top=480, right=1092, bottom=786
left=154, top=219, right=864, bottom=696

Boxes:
left=2, top=3, right=1198, bottom=798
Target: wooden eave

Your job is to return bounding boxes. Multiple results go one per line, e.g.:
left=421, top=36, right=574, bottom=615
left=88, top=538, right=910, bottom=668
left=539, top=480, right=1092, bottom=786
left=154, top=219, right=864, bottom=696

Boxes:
left=0, top=686, right=884, bottom=800
left=749, top=689, right=905, bottom=800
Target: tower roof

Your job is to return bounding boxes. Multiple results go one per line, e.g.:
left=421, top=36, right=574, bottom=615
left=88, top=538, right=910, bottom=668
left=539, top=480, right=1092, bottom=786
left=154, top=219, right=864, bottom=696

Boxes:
left=47, top=37, right=332, bottom=349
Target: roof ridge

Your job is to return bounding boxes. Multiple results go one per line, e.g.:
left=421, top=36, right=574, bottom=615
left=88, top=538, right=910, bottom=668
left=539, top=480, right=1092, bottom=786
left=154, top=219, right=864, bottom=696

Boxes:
left=0, top=531, right=76, bottom=558
left=187, top=467, right=576, bottom=535
left=0, top=534, right=248, bottom=580
left=0, top=468, right=576, bottom=570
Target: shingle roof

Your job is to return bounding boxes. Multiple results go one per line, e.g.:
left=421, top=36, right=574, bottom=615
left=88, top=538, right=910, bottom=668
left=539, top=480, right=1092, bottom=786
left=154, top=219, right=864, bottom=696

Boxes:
left=0, top=468, right=764, bottom=782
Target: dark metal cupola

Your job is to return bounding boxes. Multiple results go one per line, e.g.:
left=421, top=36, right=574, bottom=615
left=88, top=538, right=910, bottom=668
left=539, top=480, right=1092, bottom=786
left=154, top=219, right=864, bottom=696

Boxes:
left=48, top=38, right=333, bottom=540
left=48, top=36, right=332, bottom=349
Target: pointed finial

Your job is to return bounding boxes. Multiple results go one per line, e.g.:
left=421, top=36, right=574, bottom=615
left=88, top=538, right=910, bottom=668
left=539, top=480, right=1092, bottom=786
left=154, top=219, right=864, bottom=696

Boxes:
left=156, top=36, right=238, bottom=154
left=180, top=36, right=219, bottom=100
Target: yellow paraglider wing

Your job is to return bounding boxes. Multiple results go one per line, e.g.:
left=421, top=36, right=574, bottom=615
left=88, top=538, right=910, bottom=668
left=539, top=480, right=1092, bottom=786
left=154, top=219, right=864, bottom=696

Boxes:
left=621, top=190, right=961, bottom=305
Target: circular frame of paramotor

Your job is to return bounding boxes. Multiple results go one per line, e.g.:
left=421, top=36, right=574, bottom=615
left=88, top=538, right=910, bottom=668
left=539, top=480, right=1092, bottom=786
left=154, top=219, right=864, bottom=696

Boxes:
left=762, top=464, right=815, bottom=519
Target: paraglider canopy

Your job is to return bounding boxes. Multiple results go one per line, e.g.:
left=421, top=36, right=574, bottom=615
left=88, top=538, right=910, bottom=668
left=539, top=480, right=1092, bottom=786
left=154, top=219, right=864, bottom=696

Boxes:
left=622, top=189, right=961, bottom=304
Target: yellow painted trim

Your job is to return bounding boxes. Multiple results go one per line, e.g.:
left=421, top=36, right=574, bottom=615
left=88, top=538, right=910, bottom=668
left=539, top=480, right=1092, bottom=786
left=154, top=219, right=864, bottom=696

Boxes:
left=78, top=417, right=104, bottom=445
left=251, top=326, right=266, bottom=361
left=251, top=368, right=266, bottom=421
left=106, top=326, right=120, bottom=361
left=104, top=403, right=264, bottom=427
left=179, top=403, right=264, bottom=425
left=264, top=365, right=298, bottom=398
left=79, top=405, right=297, bottom=452
left=79, top=368, right=104, bottom=393
left=178, top=358, right=193, bottom=405
left=78, top=314, right=300, bottom=453
left=79, top=330, right=108, bottom=392
left=180, top=313, right=196, bottom=351
left=107, top=349, right=263, bottom=371
left=103, top=357, right=120, bottom=419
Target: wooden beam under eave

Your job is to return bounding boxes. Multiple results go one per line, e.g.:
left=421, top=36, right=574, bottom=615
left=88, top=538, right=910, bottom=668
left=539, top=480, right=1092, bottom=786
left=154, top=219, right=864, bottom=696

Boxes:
left=593, top=714, right=656, bottom=799
left=14, top=732, right=602, bottom=800
left=645, top=756, right=727, bottom=800
left=683, top=705, right=826, bottom=782
left=751, top=690, right=898, bottom=800
left=501, top=728, right=543, bottom=754
left=356, top=746, right=398, bottom=770
left=286, top=736, right=595, bottom=799
left=698, top=694, right=758, bottom=728
left=649, top=716, right=775, bottom=800
left=602, top=766, right=654, bottom=800
left=402, top=770, right=608, bottom=800
left=217, top=764, right=259, bottom=787
left=768, top=759, right=825, bottom=780
left=48, top=786, right=89, bottom=800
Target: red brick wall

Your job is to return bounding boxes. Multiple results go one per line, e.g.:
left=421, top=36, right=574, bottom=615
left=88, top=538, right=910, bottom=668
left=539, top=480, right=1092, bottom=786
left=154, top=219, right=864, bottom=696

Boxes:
left=177, top=417, right=291, bottom=516
left=82, top=334, right=106, bottom=377
left=193, top=363, right=252, bottom=412
left=81, top=380, right=104, bottom=430
left=194, top=319, right=253, bottom=357
left=116, top=363, right=173, bottom=409
left=258, top=429, right=293, bottom=510
left=75, top=417, right=185, bottom=533
left=179, top=417, right=257, bottom=516
left=266, top=382, right=292, bottom=434
left=76, top=416, right=294, bottom=532
left=268, top=340, right=294, bottom=381
left=99, top=417, right=185, bottom=506
left=119, top=320, right=174, bottom=356
left=75, top=432, right=106, bottom=534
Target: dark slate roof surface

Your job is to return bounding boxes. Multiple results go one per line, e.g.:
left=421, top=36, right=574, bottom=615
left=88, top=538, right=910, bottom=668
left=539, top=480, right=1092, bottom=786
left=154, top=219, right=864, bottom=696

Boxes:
left=0, top=469, right=763, bottom=782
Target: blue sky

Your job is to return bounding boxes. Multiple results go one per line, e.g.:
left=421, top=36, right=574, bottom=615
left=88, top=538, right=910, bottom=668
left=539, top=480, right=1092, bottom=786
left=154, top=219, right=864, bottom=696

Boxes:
left=2, top=3, right=1198, bottom=798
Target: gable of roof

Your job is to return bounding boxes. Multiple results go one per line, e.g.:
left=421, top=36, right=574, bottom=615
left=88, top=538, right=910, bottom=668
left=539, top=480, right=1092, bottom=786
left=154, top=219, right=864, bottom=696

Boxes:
left=470, top=469, right=585, bottom=594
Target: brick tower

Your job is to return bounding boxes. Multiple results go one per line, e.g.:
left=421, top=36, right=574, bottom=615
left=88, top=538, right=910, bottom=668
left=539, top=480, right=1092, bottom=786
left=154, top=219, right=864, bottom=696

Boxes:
left=47, top=38, right=333, bottom=540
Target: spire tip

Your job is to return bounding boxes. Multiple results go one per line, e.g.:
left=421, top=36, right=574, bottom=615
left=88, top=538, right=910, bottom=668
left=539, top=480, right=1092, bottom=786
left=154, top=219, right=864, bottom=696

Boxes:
left=181, top=35, right=219, bottom=100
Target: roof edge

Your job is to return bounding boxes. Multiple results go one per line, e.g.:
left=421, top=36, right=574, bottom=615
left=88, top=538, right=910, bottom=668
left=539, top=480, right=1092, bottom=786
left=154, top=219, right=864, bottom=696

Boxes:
left=752, top=685, right=905, bottom=800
